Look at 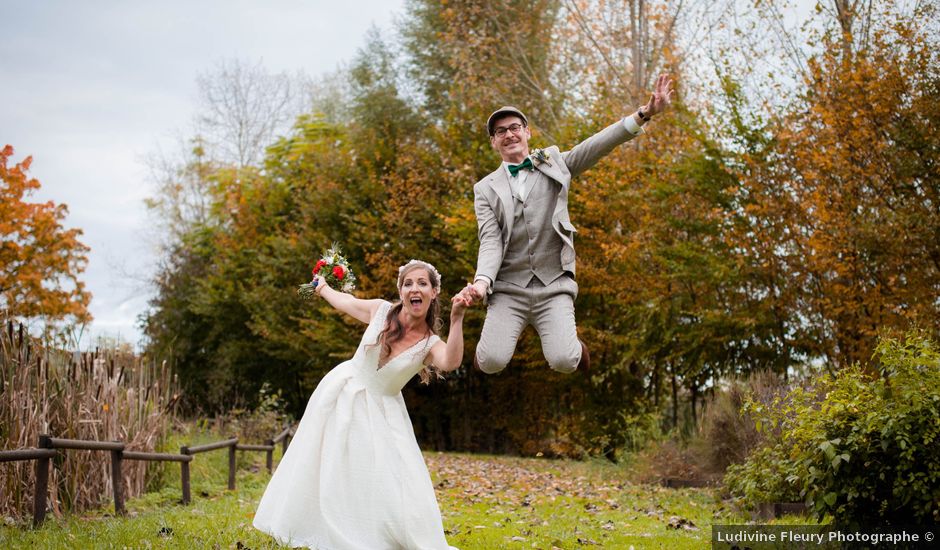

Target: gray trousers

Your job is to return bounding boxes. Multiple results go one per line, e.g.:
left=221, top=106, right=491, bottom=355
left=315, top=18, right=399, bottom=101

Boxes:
left=475, top=275, right=582, bottom=373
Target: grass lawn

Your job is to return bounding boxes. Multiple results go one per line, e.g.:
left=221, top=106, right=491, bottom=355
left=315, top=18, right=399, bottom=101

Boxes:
left=1, top=441, right=738, bottom=549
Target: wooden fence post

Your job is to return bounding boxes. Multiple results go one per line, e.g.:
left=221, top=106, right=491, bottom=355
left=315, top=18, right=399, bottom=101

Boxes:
left=111, top=448, right=125, bottom=515
left=264, top=439, right=274, bottom=474
left=180, top=445, right=191, bottom=504
left=33, top=435, right=52, bottom=527
left=228, top=442, right=236, bottom=490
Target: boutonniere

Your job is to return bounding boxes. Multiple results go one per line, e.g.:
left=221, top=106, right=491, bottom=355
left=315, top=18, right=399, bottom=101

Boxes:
left=531, top=148, right=552, bottom=167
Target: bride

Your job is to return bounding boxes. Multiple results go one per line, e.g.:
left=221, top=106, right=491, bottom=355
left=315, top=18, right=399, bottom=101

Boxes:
left=253, top=259, right=467, bottom=549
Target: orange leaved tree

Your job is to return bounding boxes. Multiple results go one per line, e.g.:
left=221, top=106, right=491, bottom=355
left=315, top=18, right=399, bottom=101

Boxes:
left=0, top=145, right=91, bottom=322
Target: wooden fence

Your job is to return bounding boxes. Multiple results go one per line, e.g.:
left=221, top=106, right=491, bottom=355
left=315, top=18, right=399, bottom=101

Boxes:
left=0, top=424, right=294, bottom=527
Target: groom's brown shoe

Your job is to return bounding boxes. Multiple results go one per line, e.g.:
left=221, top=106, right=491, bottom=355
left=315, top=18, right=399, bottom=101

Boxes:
left=577, top=339, right=590, bottom=372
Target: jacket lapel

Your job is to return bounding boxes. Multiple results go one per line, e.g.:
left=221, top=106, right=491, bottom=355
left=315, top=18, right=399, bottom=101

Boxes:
left=533, top=145, right=571, bottom=188
left=532, top=147, right=571, bottom=227
left=534, top=159, right=566, bottom=188
left=488, top=169, right=515, bottom=233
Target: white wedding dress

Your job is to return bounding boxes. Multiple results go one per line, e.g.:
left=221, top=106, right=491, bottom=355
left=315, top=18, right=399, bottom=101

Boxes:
left=253, top=301, right=457, bottom=550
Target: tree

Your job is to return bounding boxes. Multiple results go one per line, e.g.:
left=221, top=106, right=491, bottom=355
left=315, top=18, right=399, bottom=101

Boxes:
left=719, top=0, right=940, bottom=368
left=142, top=59, right=313, bottom=411
left=0, top=145, right=91, bottom=322
left=143, top=138, right=219, bottom=249
left=195, top=59, right=307, bottom=168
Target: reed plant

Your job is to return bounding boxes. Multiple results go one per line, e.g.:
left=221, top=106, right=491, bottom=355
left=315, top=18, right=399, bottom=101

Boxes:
left=0, top=321, right=179, bottom=523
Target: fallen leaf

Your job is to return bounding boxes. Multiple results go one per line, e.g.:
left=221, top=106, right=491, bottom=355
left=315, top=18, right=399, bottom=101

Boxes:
left=666, top=515, right=699, bottom=531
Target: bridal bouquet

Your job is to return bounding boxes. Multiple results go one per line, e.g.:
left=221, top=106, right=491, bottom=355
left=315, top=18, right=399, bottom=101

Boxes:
left=298, top=244, right=357, bottom=299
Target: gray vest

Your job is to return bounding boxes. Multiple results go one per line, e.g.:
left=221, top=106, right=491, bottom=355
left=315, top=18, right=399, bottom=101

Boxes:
left=496, top=172, right=565, bottom=287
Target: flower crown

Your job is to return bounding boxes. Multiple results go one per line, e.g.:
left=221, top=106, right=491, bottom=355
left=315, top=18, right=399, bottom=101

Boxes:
left=397, top=259, right=442, bottom=290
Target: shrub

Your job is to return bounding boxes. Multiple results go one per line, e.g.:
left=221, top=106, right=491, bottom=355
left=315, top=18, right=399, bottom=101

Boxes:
left=693, top=370, right=790, bottom=476
left=619, top=410, right=664, bottom=453
left=630, top=374, right=790, bottom=486
left=725, top=330, right=940, bottom=524
left=631, top=438, right=706, bottom=485
left=218, top=382, right=290, bottom=443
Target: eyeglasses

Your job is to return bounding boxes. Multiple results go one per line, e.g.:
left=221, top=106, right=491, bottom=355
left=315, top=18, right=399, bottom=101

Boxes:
left=493, top=123, right=526, bottom=138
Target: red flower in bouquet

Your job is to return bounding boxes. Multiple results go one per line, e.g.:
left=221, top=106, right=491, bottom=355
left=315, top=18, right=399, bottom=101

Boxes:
left=333, top=265, right=346, bottom=279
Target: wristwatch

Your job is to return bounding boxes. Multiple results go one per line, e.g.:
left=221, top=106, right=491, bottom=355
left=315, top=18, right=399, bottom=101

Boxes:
left=637, top=107, right=651, bottom=122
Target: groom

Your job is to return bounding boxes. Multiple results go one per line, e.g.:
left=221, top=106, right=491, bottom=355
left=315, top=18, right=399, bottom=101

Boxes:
left=463, top=74, right=674, bottom=374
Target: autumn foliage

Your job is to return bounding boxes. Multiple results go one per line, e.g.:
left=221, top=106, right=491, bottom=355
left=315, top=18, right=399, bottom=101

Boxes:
left=0, top=145, right=91, bottom=322
left=142, top=0, right=940, bottom=459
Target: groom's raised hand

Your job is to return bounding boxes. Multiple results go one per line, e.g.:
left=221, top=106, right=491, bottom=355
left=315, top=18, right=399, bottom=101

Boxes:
left=644, top=73, right=674, bottom=117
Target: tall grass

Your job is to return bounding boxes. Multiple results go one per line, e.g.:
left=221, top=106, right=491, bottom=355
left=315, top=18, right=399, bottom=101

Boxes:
left=692, top=370, right=791, bottom=475
left=0, top=321, right=179, bottom=522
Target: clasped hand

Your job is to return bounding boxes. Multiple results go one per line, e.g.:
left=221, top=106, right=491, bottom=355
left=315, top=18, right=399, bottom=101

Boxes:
left=451, top=290, right=473, bottom=314
left=457, top=280, right=487, bottom=307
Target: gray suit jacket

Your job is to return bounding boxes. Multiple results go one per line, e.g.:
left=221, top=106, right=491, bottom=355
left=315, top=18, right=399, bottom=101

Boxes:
left=473, top=120, right=640, bottom=285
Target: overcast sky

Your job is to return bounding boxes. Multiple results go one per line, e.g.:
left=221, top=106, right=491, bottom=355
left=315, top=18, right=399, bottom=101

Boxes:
left=1, top=0, right=405, bottom=349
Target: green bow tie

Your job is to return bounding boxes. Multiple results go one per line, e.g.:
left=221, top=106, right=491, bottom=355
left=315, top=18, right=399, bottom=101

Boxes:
left=508, top=157, right=533, bottom=177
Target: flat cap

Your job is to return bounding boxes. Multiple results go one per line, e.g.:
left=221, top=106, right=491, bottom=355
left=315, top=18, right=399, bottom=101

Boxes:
left=486, top=106, right=528, bottom=136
